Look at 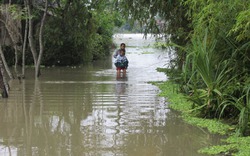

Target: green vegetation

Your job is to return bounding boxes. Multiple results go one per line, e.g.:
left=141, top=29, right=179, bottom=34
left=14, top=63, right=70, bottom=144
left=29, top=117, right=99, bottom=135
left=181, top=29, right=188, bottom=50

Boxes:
left=153, top=79, right=250, bottom=155
left=154, top=80, right=232, bottom=135
left=133, top=0, right=249, bottom=154
left=199, top=135, right=250, bottom=155
left=222, top=136, right=250, bottom=156
left=42, top=1, right=122, bottom=66
left=1, top=1, right=125, bottom=68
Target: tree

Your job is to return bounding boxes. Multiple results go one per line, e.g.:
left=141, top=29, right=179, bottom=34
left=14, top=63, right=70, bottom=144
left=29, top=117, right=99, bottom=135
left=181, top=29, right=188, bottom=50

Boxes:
left=26, top=0, right=48, bottom=78
left=42, top=0, right=116, bottom=66
left=0, top=4, right=20, bottom=79
left=112, top=0, right=191, bottom=69
left=183, top=0, right=250, bottom=136
left=0, top=3, right=23, bottom=98
left=0, top=46, right=9, bottom=98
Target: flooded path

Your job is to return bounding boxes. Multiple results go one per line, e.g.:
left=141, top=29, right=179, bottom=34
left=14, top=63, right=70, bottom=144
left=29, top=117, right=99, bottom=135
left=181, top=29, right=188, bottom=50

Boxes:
left=0, top=34, right=221, bottom=156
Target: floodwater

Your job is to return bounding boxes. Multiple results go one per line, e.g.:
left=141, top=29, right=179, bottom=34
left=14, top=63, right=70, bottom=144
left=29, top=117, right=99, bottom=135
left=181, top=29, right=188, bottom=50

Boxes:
left=0, top=34, right=222, bottom=156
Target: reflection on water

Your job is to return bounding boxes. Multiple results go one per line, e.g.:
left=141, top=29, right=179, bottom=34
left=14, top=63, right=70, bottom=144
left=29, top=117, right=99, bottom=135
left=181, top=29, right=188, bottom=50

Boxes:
left=0, top=34, right=222, bottom=156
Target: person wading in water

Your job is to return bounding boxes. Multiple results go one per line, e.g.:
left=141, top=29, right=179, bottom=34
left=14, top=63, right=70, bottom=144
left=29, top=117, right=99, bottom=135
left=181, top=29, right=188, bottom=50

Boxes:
left=114, top=49, right=129, bottom=74
left=113, top=43, right=126, bottom=58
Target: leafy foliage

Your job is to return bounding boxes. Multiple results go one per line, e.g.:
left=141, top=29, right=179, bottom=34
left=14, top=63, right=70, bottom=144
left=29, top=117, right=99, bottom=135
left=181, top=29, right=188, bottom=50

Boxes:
left=30, top=0, right=117, bottom=66
left=199, top=135, right=250, bottom=155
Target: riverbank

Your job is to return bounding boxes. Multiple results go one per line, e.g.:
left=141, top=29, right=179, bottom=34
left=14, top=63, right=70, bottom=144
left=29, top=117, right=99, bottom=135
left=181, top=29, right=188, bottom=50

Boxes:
left=152, top=79, right=250, bottom=155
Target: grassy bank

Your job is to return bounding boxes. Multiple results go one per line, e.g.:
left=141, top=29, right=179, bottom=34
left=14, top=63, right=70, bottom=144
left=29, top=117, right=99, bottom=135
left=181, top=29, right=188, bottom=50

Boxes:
left=151, top=80, right=250, bottom=155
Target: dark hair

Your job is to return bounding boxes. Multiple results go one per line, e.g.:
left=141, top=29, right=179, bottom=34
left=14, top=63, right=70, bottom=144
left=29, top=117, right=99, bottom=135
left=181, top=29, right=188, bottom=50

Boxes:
left=120, top=43, right=126, bottom=46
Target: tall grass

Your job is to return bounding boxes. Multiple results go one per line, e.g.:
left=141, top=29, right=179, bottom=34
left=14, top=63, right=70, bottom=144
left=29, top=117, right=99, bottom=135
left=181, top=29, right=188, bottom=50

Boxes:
left=184, top=30, right=229, bottom=114
left=181, top=30, right=250, bottom=135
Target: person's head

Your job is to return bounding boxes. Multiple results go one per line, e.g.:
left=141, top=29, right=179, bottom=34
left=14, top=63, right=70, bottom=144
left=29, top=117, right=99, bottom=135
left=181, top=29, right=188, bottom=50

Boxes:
left=120, top=43, right=126, bottom=49
left=120, top=49, right=125, bottom=56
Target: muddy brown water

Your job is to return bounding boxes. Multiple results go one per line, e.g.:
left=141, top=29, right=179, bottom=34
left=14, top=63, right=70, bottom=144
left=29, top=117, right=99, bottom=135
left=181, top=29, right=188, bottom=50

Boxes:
left=0, top=34, right=222, bottom=156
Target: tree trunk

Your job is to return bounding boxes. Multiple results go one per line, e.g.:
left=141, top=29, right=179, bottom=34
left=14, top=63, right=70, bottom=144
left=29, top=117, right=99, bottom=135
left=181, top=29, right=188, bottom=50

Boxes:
left=26, top=0, right=48, bottom=78
left=35, top=0, right=48, bottom=78
left=26, top=0, right=38, bottom=68
left=0, top=4, right=21, bottom=79
left=22, top=0, right=29, bottom=77
left=0, top=69, right=8, bottom=98
left=0, top=44, right=13, bottom=79
left=0, top=48, right=9, bottom=98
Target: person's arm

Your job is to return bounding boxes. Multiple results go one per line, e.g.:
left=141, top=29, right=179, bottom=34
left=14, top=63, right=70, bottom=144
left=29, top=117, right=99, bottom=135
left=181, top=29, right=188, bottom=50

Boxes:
left=113, top=49, right=119, bottom=58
